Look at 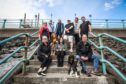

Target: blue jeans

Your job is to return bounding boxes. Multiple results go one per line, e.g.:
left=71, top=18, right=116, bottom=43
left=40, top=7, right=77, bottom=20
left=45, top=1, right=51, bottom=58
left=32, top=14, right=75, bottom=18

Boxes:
left=75, top=53, right=100, bottom=72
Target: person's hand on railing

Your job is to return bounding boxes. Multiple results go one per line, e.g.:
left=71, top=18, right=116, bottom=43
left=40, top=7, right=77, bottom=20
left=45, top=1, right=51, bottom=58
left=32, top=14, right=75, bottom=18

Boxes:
left=89, top=32, right=97, bottom=37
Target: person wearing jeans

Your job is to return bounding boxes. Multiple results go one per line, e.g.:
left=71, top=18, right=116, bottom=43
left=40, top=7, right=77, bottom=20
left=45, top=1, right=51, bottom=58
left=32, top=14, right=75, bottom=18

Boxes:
left=75, top=53, right=100, bottom=73
left=76, top=34, right=100, bottom=76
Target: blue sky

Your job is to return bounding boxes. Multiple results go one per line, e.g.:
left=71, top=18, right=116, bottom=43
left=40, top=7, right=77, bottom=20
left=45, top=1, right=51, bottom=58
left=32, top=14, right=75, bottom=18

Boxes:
left=0, top=0, right=126, bottom=23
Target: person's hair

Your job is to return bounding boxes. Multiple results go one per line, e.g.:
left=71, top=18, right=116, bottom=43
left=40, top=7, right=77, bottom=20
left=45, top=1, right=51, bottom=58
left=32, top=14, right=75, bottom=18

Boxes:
left=81, top=16, right=85, bottom=19
left=82, top=34, right=87, bottom=37
left=42, top=35, right=48, bottom=41
left=67, top=20, right=71, bottom=23
left=75, top=17, right=78, bottom=20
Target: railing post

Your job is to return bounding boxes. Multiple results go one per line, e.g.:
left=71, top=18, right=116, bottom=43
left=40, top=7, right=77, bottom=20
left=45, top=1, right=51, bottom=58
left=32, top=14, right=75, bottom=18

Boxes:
left=24, top=13, right=26, bottom=25
left=99, top=36, right=107, bottom=75
left=105, top=19, right=109, bottom=29
left=2, top=19, right=7, bottom=29
left=19, top=19, right=23, bottom=28
left=37, top=13, right=40, bottom=28
left=22, top=35, right=28, bottom=75
left=35, top=14, right=37, bottom=28
left=121, top=20, right=125, bottom=29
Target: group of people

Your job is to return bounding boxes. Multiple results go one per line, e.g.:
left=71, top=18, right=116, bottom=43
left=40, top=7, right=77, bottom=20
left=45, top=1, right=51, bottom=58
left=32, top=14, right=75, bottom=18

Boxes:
left=37, top=16, right=100, bottom=77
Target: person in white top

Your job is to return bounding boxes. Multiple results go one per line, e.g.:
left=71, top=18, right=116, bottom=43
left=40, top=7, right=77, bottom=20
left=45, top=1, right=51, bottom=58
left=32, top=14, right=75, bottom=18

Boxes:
left=74, top=17, right=80, bottom=45
left=48, top=20, right=54, bottom=35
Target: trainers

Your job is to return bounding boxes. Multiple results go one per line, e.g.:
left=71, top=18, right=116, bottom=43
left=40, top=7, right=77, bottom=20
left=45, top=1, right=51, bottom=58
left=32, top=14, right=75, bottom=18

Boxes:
left=41, top=72, right=46, bottom=76
left=86, top=71, right=91, bottom=77
left=37, top=72, right=42, bottom=75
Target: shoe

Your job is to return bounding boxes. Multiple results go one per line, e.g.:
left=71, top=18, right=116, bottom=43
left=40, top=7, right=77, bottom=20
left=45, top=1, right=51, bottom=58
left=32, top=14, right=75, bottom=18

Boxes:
left=75, top=72, right=79, bottom=78
left=37, top=73, right=42, bottom=77
left=37, top=68, right=42, bottom=74
left=69, top=70, right=74, bottom=76
left=37, top=72, right=42, bottom=75
left=86, top=71, right=91, bottom=77
left=41, top=72, right=46, bottom=76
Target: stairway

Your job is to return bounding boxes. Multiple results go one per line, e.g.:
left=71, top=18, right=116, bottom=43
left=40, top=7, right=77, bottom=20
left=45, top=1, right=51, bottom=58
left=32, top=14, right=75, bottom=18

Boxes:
left=13, top=54, right=116, bottom=84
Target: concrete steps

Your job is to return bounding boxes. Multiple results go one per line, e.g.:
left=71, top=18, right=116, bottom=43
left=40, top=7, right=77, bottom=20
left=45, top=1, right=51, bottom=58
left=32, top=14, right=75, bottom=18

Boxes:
left=13, top=53, right=116, bottom=84
left=26, top=65, right=93, bottom=73
left=29, top=59, right=69, bottom=65
left=14, top=73, right=115, bottom=84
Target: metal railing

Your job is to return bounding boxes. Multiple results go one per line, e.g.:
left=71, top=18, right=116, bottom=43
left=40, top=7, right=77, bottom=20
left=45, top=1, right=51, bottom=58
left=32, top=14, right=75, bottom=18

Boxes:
left=0, top=31, right=39, bottom=83
left=89, top=33, right=126, bottom=81
left=0, top=19, right=50, bottom=29
left=0, top=19, right=126, bottom=29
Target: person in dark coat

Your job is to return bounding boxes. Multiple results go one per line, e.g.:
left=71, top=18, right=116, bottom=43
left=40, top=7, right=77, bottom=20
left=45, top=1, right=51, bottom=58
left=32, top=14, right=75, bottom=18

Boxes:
left=76, top=34, right=100, bottom=76
left=37, top=36, right=52, bottom=76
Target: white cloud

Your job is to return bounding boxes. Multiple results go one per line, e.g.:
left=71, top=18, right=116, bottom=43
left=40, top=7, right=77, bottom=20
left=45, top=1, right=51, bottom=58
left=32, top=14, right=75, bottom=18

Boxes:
left=46, top=0, right=64, bottom=7
left=0, top=0, right=63, bottom=19
left=104, top=0, right=122, bottom=11
left=104, top=2, right=114, bottom=10
left=112, top=0, right=122, bottom=5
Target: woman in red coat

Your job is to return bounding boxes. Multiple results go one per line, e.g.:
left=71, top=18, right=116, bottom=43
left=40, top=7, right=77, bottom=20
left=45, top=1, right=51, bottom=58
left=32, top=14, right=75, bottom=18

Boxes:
left=39, top=22, right=50, bottom=40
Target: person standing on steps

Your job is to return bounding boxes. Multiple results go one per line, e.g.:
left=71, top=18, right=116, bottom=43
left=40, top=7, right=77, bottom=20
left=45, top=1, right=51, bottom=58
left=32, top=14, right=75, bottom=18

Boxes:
left=38, top=22, right=50, bottom=40
left=74, top=17, right=80, bottom=45
left=55, top=19, right=64, bottom=39
left=48, top=20, right=54, bottom=36
left=76, top=34, right=100, bottom=76
left=79, top=16, right=96, bottom=39
left=64, top=20, right=74, bottom=52
left=37, top=36, right=52, bottom=76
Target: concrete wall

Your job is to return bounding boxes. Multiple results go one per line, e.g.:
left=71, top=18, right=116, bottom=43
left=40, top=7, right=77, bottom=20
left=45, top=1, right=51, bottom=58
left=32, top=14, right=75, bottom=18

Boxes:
left=0, top=28, right=126, bottom=38
left=0, top=28, right=38, bottom=37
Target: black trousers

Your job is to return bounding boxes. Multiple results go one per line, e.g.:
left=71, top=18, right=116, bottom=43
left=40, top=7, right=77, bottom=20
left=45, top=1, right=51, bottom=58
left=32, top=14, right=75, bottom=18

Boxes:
left=37, top=55, right=52, bottom=68
left=57, top=51, right=65, bottom=67
left=74, top=33, right=80, bottom=45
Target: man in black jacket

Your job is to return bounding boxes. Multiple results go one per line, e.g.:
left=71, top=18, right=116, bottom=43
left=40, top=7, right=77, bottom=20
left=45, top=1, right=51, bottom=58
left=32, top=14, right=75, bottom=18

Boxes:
left=76, top=34, right=100, bottom=76
left=37, top=36, right=52, bottom=76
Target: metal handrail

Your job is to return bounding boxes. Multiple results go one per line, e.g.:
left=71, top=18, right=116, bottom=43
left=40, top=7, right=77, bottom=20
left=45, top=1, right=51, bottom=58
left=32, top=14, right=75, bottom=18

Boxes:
left=89, top=33, right=126, bottom=81
left=0, top=31, right=38, bottom=45
left=0, top=46, right=26, bottom=64
left=101, top=59, right=126, bottom=81
left=0, top=39, right=39, bottom=83
left=98, top=33, right=126, bottom=44
left=0, top=19, right=126, bottom=29
left=0, top=33, right=39, bottom=83
left=0, top=59, right=26, bottom=83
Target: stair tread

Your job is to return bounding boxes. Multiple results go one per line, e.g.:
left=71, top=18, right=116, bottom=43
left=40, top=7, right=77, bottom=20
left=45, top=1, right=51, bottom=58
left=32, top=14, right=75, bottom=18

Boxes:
left=27, top=65, right=93, bottom=69
left=15, top=73, right=105, bottom=78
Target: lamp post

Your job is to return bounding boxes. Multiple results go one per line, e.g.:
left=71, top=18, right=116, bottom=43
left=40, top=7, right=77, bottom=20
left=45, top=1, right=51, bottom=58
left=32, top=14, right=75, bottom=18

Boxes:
left=89, top=14, right=92, bottom=22
left=51, top=13, right=53, bottom=20
left=35, top=14, right=37, bottom=28
left=105, top=19, right=109, bottom=29
left=121, top=20, right=125, bottom=29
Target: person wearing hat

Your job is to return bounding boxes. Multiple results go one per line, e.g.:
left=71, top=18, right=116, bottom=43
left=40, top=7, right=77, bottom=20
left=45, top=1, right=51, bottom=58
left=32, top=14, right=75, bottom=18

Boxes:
left=37, top=36, right=52, bottom=76
left=64, top=19, right=74, bottom=52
